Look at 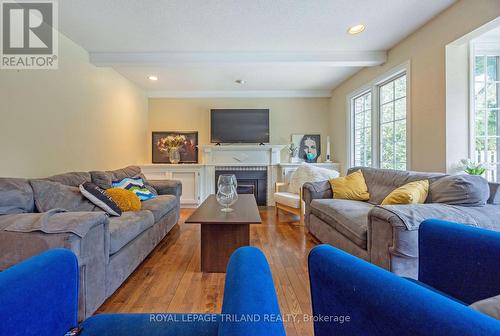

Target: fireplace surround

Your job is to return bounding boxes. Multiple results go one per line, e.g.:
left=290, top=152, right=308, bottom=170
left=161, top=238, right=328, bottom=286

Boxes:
left=215, top=166, right=268, bottom=206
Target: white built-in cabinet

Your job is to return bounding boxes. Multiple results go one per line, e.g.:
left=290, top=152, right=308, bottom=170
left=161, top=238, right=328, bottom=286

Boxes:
left=140, top=164, right=204, bottom=207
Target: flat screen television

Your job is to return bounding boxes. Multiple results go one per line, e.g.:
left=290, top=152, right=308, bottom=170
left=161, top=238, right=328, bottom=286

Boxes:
left=210, top=109, right=270, bottom=144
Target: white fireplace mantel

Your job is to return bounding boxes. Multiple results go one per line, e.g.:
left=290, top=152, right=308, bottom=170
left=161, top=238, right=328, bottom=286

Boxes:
left=200, top=144, right=285, bottom=166
left=200, top=144, right=285, bottom=205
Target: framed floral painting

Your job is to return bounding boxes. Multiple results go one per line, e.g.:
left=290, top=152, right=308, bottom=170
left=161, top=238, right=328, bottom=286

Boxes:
left=152, top=131, right=198, bottom=163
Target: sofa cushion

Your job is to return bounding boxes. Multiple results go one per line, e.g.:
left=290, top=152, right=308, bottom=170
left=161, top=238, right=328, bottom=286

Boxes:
left=311, top=199, right=373, bottom=248
left=45, top=172, right=91, bottom=187
left=274, top=192, right=300, bottom=209
left=141, top=195, right=178, bottom=222
left=429, top=174, right=490, bottom=207
left=108, top=211, right=155, bottom=255
left=0, top=178, right=34, bottom=214
left=348, top=167, right=445, bottom=205
left=30, top=180, right=98, bottom=212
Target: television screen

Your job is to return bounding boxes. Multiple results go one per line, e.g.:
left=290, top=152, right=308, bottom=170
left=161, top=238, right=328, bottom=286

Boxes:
left=210, top=109, right=270, bottom=143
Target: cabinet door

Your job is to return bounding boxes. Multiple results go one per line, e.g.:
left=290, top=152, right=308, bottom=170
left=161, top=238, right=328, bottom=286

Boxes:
left=171, top=171, right=199, bottom=205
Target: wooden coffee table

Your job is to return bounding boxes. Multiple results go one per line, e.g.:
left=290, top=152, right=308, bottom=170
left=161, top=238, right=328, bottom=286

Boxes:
left=185, top=194, right=261, bottom=273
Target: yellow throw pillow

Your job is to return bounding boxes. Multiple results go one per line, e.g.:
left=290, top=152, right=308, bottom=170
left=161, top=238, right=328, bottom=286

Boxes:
left=381, top=180, right=429, bottom=205
left=329, top=170, right=370, bottom=201
left=105, top=188, right=142, bottom=212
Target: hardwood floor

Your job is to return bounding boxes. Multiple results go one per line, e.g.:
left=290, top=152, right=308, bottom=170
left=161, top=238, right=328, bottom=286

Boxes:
left=97, top=207, right=320, bottom=336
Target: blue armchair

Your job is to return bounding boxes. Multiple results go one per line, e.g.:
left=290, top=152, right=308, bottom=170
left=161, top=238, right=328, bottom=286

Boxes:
left=308, top=219, right=500, bottom=336
left=0, top=247, right=285, bottom=336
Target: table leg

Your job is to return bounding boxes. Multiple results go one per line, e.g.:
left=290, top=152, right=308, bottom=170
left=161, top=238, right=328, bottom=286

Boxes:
left=200, top=224, right=249, bottom=273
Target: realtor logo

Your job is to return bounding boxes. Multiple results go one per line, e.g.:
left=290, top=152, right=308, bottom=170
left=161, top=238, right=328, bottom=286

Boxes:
left=1, top=0, right=58, bottom=69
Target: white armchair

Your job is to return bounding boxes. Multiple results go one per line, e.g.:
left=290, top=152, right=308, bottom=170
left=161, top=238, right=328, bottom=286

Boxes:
left=274, top=163, right=339, bottom=225
left=274, top=182, right=304, bottom=224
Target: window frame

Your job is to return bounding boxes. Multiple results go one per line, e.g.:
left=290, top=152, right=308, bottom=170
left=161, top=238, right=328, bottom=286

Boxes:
left=351, top=90, right=374, bottom=167
left=346, top=61, right=411, bottom=171
left=469, top=42, right=500, bottom=181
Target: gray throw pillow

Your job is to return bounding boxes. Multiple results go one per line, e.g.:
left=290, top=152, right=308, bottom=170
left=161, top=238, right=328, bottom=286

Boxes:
left=45, top=171, right=91, bottom=187
left=429, top=174, right=489, bottom=207
left=470, top=294, right=500, bottom=320
left=30, top=179, right=98, bottom=212
left=0, top=178, right=35, bottom=214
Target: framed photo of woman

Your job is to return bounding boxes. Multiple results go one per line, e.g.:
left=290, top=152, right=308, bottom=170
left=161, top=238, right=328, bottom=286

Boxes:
left=291, top=134, right=321, bottom=163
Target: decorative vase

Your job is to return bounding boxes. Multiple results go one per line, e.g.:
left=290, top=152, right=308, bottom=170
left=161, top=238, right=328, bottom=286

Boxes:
left=169, top=147, right=181, bottom=164
left=216, top=174, right=238, bottom=212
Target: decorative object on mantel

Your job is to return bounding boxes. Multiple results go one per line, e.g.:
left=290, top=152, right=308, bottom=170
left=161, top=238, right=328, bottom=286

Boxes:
left=287, top=143, right=300, bottom=163
left=325, top=135, right=332, bottom=163
left=291, top=134, right=321, bottom=163
left=152, top=131, right=198, bottom=164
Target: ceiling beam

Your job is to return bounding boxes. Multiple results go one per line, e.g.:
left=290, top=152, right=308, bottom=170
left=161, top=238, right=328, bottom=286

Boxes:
left=147, top=90, right=332, bottom=98
left=89, top=51, right=386, bottom=67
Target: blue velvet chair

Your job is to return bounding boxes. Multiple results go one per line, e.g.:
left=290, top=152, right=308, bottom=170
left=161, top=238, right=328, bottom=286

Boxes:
left=308, top=219, right=500, bottom=336
left=0, top=247, right=285, bottom=336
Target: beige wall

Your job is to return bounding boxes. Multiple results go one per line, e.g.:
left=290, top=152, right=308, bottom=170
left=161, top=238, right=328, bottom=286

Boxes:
left=0, top=33, right=148, bottom=178
left=148, top=98, right=331, bottom=162
left=330, top=0, right=500, bottom=173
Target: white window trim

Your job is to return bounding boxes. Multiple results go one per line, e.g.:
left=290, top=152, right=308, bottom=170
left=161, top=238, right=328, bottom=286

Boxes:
left=346, top=61, right=411, bottom=170
left=349, top=90, right=373, bottom=167
left=469, top=43, right=500, bottom=181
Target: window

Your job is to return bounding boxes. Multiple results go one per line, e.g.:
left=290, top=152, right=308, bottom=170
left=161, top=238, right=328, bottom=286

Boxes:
left=352, top=92, right=372, bottom=167
left=380, top=75, right=407, bottom=170
left=473, top=55, right=499, bottom=181
left=349, top=65, right=409, bottom=170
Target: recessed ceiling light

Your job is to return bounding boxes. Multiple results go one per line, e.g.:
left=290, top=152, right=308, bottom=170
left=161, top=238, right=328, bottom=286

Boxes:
left=148, top=75, right=158, bottom=81
left=235, top=79, right=246, bottom=84
left=348, top=24, right=365, bottom=35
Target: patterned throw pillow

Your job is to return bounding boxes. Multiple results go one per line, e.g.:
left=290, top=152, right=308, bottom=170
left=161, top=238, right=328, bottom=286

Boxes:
left=112, top=177, right=156, bottom=201
left=79, top=182, right=122, bottom=216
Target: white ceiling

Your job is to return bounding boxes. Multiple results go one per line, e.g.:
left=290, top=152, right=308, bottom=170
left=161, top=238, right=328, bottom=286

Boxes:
left=58, top=0, right=455, bottom=97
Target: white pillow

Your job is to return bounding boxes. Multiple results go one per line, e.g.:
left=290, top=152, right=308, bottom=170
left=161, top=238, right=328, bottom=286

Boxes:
left=470, top=294, right=500, bottom=320
left=288, top=163, right=339, bottom=194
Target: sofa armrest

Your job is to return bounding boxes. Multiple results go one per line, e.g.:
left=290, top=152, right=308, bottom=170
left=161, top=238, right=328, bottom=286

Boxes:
left=149, top=179, right=182, bottom=198
left=366, top=207, right=418, bottom=277
left=0, top=249, right=79, bottom=336
left=308, top=244, right=500, bottom=336
left=302, top=181, right=332, bottom=227
left=0, top=212, right=109, bottom=319
left=219, top=247, right=285, bottom=336
left=419, top=219, right=500, bottom=304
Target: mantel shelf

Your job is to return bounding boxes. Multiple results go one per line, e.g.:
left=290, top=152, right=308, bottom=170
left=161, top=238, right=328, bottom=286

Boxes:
left=200, top=144, right=286, bottom=152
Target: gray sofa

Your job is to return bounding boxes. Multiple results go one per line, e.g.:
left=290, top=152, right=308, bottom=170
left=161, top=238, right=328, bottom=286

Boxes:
left=0, top=166, right=181, bottom=319
left=303, top=166, right=500, bottom=279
